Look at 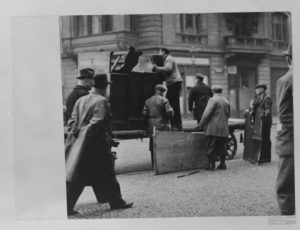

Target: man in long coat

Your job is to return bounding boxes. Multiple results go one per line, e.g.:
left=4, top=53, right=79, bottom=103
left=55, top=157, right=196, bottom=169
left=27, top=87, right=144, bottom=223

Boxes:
left=250, top=84, right=273, bottom=163
left=197, top=85, right=230, bottom=170
left=65, top=74, right=133, bottom=215
left=276, top=44, right=295, bottom=215
left=64, top=68, right=107, bottom=203
left=152, top=47, right=183, bottom=130
left=188, top=73, right=213, bottom=123
left=142, top=84, right=174, bottom=167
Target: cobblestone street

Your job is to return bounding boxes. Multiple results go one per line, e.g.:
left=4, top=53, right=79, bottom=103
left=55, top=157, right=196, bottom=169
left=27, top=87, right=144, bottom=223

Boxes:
left=69, top=123, right=281, bottom=219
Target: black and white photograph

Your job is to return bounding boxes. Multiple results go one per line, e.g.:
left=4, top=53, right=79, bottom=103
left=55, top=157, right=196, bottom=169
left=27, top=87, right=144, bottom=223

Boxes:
left=60, top=12, right=295, bottom=219
left=2, top=0, right=300, bottom=229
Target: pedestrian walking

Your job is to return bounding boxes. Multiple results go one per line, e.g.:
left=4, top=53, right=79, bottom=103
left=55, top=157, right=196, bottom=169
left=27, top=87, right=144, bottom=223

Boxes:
left=64, top=68, right=94, bottom=123
left=152, top=47, right=183, bottom=130
left=142, top=84, right=174, bottom=167
left=197, top=85, right=230, bottom=170
left=64, top=68, right=108, bottom=204
left=65, top=74, right=133, bottom=216
left=276, top=44, right=295, bottom=215
left=188, top=73, right=213, bottom=124
left=249, top=84, right=273, bottom=163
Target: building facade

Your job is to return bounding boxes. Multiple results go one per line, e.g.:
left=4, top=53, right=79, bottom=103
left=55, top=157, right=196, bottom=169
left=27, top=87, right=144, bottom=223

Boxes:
left=60, top=12, right=291, bottom=118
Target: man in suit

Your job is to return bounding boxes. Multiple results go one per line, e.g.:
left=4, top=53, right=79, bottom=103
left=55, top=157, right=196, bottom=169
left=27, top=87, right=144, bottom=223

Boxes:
left=65, top=74, right=133, bottom=216
left=142, top=84, right=174, bottom=167
left=65, top=68, right=94, bottom=123
left=250, top=84, right=273, bottom=164
left=188, top=73, right=213, bottom=124
left=197, top=85, right=230, bottom=170
left=152, top=47, right=183, bottom=130
left=276, top=44, right=295, bottom=215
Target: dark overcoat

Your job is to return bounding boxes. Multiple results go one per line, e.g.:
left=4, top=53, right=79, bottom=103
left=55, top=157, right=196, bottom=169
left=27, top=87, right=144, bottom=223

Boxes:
left=188, top=81, right=213, bottom=122
left=65, top=85, right=90, bottom=123
left=65, top=88, right=113, bottom=184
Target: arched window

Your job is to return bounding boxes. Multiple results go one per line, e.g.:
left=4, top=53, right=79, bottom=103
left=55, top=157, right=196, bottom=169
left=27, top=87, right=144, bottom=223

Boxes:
left=272, top=13, right=288, bottom=42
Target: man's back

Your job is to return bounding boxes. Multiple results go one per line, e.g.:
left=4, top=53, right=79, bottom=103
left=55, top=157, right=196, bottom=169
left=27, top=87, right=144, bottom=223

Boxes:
left=144, top=94, right=171, bottom=121
left=65, top=85, right=90, bottom=122
left=199, top=95, right=230, bottom=137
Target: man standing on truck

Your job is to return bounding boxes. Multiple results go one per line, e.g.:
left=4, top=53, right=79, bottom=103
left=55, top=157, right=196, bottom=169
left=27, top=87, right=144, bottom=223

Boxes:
left=276, top=44, right=295, bottom=215
left=143, top=84, right=174, bottom=167
left=197, top=85, right=230, bottom=170
left=152, top=48, right=183, bottom=131
left=188, top=73, right=213, bottom=124
left=65, top=74, right=133, bottom=215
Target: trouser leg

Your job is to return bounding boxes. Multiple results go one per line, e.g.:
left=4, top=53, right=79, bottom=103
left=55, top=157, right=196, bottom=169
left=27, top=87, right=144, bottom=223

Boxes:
left=66, top=181, right=84, bottom=213
left=92, top=184, right=107, bottom=203
left=167, top=82, right=182, bottom=130
left=149, top=136, right=154, bottom=167
left=260, top=121, right=272, bottom=162
left=276, top=156, right=295, bottom=215
left=99, top=171, right=125, bottom=208
left=205, top=136, right=217, bottom=169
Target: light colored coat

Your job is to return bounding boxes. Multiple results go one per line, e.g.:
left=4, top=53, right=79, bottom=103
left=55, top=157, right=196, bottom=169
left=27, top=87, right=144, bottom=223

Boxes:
left=198, top=94, right=230, bottom=137
left=65, top=88, right=113, bottom=184
left=155, top=55, right=182, bottom=86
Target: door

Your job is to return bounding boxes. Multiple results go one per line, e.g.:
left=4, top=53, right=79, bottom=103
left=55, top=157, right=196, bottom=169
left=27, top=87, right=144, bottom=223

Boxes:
left=228, top=67, right=256, bottom=118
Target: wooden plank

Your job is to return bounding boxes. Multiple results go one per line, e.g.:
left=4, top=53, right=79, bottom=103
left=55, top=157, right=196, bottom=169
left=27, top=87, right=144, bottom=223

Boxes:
left=153, top=131, right=208, bottom=175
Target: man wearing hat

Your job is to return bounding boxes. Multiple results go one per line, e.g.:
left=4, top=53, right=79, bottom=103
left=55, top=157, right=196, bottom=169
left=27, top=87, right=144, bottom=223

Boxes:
left=152, top=47, right=183, bottom=131
left=64, top=68, right=108, bottom=204
left=276, top=44, right=295, bottom=215
left=188, top=73, right=213, bottom=123
left=65, top=74, right=133, bottom=215
left=197, top=85, right=230, bottom=170
left=249, top=83, right=273, bottom=164
left=142, top=84, right=174, bottom=167
left=65, top=68, right=95, bottom=123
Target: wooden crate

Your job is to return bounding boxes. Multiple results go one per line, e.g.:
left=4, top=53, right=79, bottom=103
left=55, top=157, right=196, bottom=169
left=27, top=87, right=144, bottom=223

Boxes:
left=153, top=131, right=209, bottom=175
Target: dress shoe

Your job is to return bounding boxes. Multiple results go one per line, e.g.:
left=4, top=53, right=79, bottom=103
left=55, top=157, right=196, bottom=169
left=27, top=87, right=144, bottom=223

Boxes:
left=97, top=199, right=108, bottom=204
left=217, top=164, right=227, bottom=170
left=67, top=210, right=79, bottom=216
left=111, top=202, right=134, bottom=210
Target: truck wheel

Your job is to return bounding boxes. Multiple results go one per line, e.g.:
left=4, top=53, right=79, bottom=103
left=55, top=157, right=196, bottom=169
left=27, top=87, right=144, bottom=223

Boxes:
left=226, top=133, right=237, bottom=160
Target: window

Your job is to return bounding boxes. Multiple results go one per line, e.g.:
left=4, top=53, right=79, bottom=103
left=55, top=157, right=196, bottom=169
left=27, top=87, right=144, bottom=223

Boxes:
left=179, top=14, right=203, bottom=34
left=129, top=15, right=138, bottom=32
left=102, top=15, right=113, bottom=32
left=272, top=13, right=288, bottom=42
left=73, top=15, right=113, bottom=37
left=225, top=13, right=259, bottom=37
left=73, top=16, right=85, bottom=36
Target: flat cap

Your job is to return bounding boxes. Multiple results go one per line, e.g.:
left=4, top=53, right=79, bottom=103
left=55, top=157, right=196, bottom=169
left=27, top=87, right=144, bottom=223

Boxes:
left=211, top=85, right=223, bottom=93
left=155, top=84, right=166, bottom=92
left=255, top=84, right=267, bottom=90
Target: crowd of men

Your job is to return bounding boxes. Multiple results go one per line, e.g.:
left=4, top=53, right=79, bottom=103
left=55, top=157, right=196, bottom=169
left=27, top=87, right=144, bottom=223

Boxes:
left=63, top=46, right=294, bottom=216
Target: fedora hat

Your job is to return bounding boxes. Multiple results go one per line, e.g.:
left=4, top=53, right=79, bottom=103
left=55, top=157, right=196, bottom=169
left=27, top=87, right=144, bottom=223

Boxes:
left=77, top=68, right=95, bottom=79
left=93, top=74, right=112, bottom=88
